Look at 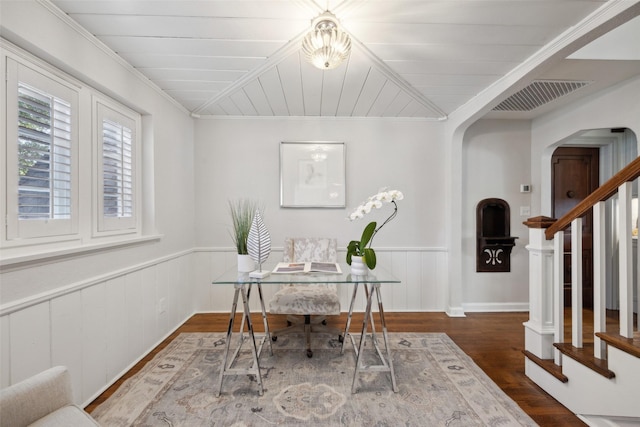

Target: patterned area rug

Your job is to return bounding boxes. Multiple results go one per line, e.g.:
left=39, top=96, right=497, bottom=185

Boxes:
left=92, top=332, right=537, bottom=426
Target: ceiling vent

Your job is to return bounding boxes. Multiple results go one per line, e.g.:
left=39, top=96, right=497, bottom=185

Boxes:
left=493, top=80, right=591, bottom=112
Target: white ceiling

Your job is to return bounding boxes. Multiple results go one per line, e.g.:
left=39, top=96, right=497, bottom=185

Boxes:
left=50, top=0, right=640, bottom=120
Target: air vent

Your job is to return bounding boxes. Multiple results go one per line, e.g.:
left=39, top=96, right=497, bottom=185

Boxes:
left=493, top=80, right=591, bottom=112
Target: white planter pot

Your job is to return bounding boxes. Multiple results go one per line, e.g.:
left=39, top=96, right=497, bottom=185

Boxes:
left=237, top=254, right=255, bottom=272
left=350, top=256, right=369, bottom=276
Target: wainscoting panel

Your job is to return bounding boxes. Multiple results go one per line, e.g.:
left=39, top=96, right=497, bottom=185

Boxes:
left=0, top=315, right=9, bottom=389
left=0, top=248, right=447, bottom=405
left=0, top=251, right=196, bottom=405
left=51, top=291, right=84, bottom=401
left=81, top=282, right=108, bottom=403
left=104, top=276, right=129, bottom=386
left=8, top=302, right=51, bottom=385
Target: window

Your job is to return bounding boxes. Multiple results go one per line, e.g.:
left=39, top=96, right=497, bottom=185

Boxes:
left=2, top=44, right=146, bottom=259
left=5, top=58, right=78, bottom=240
left=95, top=100, right=139, bottom=233
left=18, top=83, right=72, bottom=220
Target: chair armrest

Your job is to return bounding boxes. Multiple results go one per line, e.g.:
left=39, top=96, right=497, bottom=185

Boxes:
left=0, top=366, right=74, bottom=427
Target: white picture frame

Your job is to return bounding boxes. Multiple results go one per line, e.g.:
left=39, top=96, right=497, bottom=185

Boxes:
left=280, top=141, right=346, bottom=208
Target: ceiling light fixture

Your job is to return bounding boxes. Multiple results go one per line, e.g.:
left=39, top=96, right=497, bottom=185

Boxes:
left=301, top=11, right=352, bottom=70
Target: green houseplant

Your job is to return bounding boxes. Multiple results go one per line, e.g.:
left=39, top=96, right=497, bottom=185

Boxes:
left=229, top=199, right=258, bottom=254
left=229, top=199, right=258, bottom=272
left=346, top=189, right=403, bottom=270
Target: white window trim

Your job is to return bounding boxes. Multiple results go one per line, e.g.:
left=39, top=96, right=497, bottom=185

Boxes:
left=1, top=39, right=157, bottom=269
left=4, top=56, right=80, bottom=241
left=93, top=97, right=141, bottom=236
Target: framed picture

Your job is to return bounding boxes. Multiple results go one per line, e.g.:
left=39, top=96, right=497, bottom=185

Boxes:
left=280, top=141, right=346, bottom=208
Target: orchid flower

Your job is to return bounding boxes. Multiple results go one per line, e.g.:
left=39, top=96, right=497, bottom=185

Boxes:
left=346, top=189, right=403, bottom=269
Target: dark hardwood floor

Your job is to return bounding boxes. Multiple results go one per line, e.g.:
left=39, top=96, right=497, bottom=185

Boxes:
left=86, top=312, right=587, bottom=426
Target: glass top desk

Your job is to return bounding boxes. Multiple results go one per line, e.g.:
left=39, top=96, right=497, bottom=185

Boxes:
left=212, top=263, right=401, bottom=396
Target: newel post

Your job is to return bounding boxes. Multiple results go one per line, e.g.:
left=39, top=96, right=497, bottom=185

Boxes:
left=523, top=216, right=557, bottom=360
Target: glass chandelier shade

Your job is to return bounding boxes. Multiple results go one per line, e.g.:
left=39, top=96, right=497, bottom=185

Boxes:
left=301, top=11, right=352, bottom=70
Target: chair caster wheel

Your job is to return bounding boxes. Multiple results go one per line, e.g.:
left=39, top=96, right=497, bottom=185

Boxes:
left=306, top=349, right=313, bottom=358
left=272, top=336, right=278, bottom=342
left=338, top=335, right=344, bottom=343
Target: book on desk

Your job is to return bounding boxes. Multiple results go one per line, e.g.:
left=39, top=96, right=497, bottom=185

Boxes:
left=271, top=262, right=342, bottom=274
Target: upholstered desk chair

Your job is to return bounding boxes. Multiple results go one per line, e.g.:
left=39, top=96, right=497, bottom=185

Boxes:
left=269, top=237, right=343, bottom=357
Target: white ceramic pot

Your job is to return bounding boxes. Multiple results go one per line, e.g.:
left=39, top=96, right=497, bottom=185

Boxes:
left=237, top=254, right=255, bottom=272
left=350, top=256, right=369, bottom=276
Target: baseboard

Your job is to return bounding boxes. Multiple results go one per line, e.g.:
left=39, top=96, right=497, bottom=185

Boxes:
left=462, top=302, right=530, bottom=312
left=446, top=306, right=466, bottom=317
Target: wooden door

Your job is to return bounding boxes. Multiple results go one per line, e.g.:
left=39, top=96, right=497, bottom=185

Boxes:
left=551, top=147, right=599, bottom=308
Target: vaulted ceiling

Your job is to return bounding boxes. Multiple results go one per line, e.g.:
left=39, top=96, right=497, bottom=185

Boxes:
left=50, top=0, right=640, bottom=120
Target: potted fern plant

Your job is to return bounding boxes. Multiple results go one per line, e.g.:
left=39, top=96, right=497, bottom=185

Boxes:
left=229, top=199, right=258, bottom=272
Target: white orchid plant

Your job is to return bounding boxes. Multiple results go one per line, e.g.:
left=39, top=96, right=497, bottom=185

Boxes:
left=346, top=189, right=404, bottom=269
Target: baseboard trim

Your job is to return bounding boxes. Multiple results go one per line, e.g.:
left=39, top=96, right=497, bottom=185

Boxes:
left=462, top=302, right=530, bottom=312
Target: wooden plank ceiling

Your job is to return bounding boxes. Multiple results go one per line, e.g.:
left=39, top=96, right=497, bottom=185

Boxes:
left=50, top=0, right=633, bottom=119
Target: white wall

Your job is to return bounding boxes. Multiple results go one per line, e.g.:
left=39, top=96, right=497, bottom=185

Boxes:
left=192, top=117, right=451, bottom=313
left=195, top=118, right=448, bottom=311
left=0, top=1, right=197, bottom=403
left=194, top=117, right=447, bottom=249
left=461, top=119, right=532, bottom=311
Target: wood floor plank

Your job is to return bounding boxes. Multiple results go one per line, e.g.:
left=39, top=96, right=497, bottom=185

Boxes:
left=86, top=312, right=587, bottom=426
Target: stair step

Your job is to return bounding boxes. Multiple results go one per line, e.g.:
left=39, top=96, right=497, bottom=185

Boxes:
left=522, top=350, right=568, bottom=383
left=595, top=331, right=640, bottom=358
left=553, top=343, right=615, bottom=379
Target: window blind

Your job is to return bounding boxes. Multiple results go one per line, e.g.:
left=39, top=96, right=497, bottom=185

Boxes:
left=102, top=118, right=133, bottom=218
left=17, top=82, right=72, bottom=220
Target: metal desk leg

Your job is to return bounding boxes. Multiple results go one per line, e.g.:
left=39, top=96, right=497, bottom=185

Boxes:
left=341, top=282, right=359, bottom=354
left=363, top=284, right=379, bottom=345
left=217, top=284, right=240, bottom=397
left=240, top=284, right=264, bottom=395
left=375, top=283, right=397, bottom=392
left=216, top=283, right=264, bottom=397
left=350, top=283, right=397, bottom=394
left=237, top=284, right=249, bottom=340
left=236, top=282, right=270, bottom=357
left=352, top=283, right=374, bottom=393
left=256, top=283, right=273, bottom=356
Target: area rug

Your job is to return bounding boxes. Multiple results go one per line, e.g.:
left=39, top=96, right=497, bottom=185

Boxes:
left=91, top=332, right=537, bottom=426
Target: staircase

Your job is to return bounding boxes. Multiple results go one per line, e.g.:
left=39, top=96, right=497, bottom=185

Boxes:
left=523, top=156, right=640, bottom=426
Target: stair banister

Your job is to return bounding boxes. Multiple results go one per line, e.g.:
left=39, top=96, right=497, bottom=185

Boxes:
left=544, top=155, right=639, bottom=340
left=545, top=155, right=640, bottom=240
left=524, top=155, right=639, bottom=363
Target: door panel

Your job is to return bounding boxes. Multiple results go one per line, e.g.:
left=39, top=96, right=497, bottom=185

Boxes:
left=551, top=147, right=599, bottom=308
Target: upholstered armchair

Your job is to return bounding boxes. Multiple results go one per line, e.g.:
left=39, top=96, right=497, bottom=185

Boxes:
left=0, top=366, right=100, bottom=426
left=269, top=237, right=343, bottom=357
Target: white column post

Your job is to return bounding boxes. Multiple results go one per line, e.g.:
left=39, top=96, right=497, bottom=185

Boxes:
left=553, top=231, right=564, bottom=365
left=593, top=202, right=607, bottom=359
left=571, top=217, right=583, bottom=348
left=523, top=217, right=557, bottom=360
left=619, top=182, right=633, bottom=338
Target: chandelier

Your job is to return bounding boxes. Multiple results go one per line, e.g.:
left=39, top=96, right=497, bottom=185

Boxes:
left=301, top=11, right=352, bottom=70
